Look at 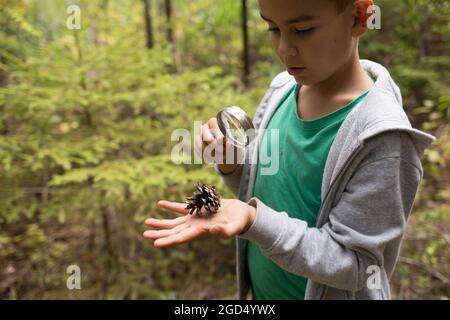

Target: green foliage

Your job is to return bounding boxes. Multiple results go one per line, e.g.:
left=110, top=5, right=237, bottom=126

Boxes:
left=0, top=0, right=448, bottom=299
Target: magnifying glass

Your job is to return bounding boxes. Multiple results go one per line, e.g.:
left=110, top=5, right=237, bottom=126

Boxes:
left=216, top=106, right=255, bottom=148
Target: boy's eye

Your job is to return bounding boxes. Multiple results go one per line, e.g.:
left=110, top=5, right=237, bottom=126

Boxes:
left=295, top=27, right=314, bottom=34
left=266, top=27, right=315, bottom=35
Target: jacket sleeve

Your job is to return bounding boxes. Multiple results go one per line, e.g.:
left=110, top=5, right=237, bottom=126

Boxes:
left=238, top=131, right=424, bottom=291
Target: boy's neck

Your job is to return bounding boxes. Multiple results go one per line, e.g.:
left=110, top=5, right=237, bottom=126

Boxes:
left=305, top=51, right=373, bottom=99
left=297, top=51, right=374, bottom=121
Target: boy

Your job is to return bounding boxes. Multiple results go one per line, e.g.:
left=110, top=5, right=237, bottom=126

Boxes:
left=143, top=0, right=436, bottom=299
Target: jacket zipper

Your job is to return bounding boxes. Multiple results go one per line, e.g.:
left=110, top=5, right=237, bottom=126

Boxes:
left=315, top=143, right=363, bottom=228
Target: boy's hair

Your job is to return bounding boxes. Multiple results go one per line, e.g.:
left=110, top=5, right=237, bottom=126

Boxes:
left=334, top=0, right=353, bottom=13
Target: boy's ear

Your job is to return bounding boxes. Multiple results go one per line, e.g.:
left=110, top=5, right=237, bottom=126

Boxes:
left=351, top=0, right=375, bottom=37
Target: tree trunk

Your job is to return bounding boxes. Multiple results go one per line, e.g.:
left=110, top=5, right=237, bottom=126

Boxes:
left=241, top=0, right=250, bottom=87
left=142, top=0, right=154, bottom=49
left=164, top=0, right=173, bottom=44
left=164, top=0, right=183, bottom=72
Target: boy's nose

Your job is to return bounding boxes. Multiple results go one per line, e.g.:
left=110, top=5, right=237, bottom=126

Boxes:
left=277, top=37, right=298, bottom=58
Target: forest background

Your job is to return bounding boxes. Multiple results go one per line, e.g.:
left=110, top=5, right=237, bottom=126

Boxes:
left=0, top=0, right=449, bottom=299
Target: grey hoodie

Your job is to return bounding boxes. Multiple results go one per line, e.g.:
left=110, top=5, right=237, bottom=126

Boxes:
left=215, top=60, right=436, bottom=300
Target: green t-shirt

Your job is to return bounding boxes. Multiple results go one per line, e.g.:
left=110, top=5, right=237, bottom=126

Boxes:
left=247, top=82, right=370, bottom=300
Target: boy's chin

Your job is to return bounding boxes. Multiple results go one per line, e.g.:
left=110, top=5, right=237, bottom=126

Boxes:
left=294, top=76, right=311, bottom=86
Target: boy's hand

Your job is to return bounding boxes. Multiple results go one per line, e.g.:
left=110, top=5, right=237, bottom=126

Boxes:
left=194, top=117, right=243, bottom=174
left=143, top=199, right=256, bottom=248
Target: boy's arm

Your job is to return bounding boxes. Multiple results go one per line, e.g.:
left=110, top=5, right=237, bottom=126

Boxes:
left=238, top=131, right=424, bottom=291
left=213, top=75, right=285, bottom=197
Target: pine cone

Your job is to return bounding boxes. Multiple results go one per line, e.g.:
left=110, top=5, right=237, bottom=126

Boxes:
left=185, top=181, right=221, bottom=217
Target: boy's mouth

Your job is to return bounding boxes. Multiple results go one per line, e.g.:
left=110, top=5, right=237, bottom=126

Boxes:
left=287, top=67, right=307, bottom=75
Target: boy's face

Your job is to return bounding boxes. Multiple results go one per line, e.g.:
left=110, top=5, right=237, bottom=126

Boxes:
left=258, top=0, right=358, bottom=85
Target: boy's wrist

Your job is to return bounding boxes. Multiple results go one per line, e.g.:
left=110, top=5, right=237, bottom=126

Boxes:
left=217, top=163, right=239, bottom=175
left=242, top=204, right=256, bottom=234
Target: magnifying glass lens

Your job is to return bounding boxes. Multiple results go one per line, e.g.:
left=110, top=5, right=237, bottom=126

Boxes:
left=222, top=111, right=247, bottom=146
left=217, top=106, right=254, bottom=148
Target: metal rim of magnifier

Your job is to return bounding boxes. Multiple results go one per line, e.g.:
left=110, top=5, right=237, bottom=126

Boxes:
left=216, top=106, right=254, bottom=148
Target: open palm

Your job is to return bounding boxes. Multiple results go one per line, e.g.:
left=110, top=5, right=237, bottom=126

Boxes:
left=143, top=199, right=254, bottom=248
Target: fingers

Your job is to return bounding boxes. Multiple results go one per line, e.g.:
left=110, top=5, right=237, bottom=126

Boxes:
left=153, top=225, right=204, bottom=248
left=144, top=215, right=189, bottom=229
left=202, top=122, right=215, bottom=143
left=143, top=222, right=190, bottom=240
left=197, top=118, right=226, bottom=158
left=205, top=118, right=235, bottom=161
left=157, top=200, right=189, bottom=215
left=207, top=118, right=224, bottom=141
left=194, top=117, right=239, bottom=165
left=208, top=137, right=228, bottom=160
left=202, top=118, right=220, bottom=144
